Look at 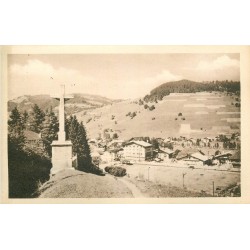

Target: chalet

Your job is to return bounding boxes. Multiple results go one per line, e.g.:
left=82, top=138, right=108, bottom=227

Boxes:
left=123, top=141, right=153, bottom=162
left=175, top=148, right=201, bottom=160
left=213, top=152, right=232, bottom=164
left=178, top=152, right=210, bottom=166
left=157, top=147, right=174, bottom=161
left=107, top=139, right=124, bottom=150
left=229, top=150, right=241, bottom=168
left=129, top=137, right=150, bottom=143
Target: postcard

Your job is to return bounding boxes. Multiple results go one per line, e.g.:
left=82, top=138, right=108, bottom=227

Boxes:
left=1, top=45, right=250, bottom=203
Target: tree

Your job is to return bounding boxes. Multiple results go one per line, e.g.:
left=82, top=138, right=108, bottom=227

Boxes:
left=113, top=133, right=119, bottom=139
left=29, top=104, right=45, bottom=133
left=8, top=107, right=25, bottom=150
left=22, top=110, right=29, bottom=129
left=41, top=107, right=59, bottom=157
left=150, top=137, right=159, bottom=149
left=149, top=105, right=155, bottom=111
left=65, top=116, right=92, bottom=171
left=139, top=99, right=144, bottom=105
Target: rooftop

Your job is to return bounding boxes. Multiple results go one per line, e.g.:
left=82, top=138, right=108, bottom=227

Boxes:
left=191, top=152, right=209, bottom=162
left=125, top=140, right=152, bottom=148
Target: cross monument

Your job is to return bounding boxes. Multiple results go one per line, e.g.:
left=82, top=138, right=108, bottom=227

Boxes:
left=50, top=84, right=74, bottom=175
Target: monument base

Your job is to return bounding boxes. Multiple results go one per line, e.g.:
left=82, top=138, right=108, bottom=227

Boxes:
left=50, top=140, right=74, bottom=175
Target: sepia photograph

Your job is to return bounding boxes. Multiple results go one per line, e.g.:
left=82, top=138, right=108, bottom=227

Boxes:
left=1, top=46, right=250, bottom=203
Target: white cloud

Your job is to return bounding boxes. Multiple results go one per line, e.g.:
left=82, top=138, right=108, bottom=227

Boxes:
left=9, top=60, right=183, bottom=100
left=148, top=70, right=183, bottom=85
left=9, top=59, right=97, bottom=99
left=11, top=59, right=54, bottom=76
left=125, top=70, right=183, bottom=99
left=197, top=55, right=240, bottom=71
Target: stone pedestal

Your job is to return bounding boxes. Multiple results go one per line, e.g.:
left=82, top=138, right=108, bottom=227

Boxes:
left=51, top=140, right=74, bottom=175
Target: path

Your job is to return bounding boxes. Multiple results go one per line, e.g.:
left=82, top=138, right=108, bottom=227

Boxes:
left=117, top=177, right=144, bottom=198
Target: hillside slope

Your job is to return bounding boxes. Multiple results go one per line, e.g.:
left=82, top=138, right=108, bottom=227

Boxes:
left=76, top=92, right=240, bottom=140
left=8, top=93, right=119, bottom=115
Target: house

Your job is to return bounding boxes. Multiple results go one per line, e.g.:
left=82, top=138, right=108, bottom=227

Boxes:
left=123, top=140, right=153, bottom=162
left=175, top=148, right=201, bottom=160
left=107, top=139, right=124, bottom=150
left=213, top=152, right=232, bottom=164
left=178, top=152, right=210, bottom=166
left=229, top=150, right=241, bottom=168
left=157, top=147, right=174, bottom=161
left=129, top=137, right=150, bottom=143
left=110, top=148, right=124, bottom=160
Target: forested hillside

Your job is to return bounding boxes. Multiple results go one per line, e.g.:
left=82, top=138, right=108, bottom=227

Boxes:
left=144, top=79, right=240, bottom=103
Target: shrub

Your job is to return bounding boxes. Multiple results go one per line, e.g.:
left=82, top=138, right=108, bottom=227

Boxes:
left=178, top=112, right=182, bottom=116
left=149, top=105, right=155, bottom=111
left=131, top=112, right=137, bottom=119
left=139, top=99, right=144, bottom=105
left=104, top=166, right=126, bottom=177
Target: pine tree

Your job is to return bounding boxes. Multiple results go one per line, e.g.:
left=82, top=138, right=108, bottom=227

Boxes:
left=41, top=107, right=59, bottom=156
left=65, top=116, right=92, bottom=171
left=8, top=107, right=25, bottom=150
left=22, top=110, right=29, bottom=129
left=77, top=121, right=92, bottom=169
left=29, top=104, right=45, bottom=133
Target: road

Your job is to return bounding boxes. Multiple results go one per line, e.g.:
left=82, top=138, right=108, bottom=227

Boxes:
left=117, top=177, right=144, bottom=198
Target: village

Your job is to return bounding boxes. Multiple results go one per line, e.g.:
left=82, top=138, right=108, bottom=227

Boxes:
left=88, top=130, right=241, bottom=172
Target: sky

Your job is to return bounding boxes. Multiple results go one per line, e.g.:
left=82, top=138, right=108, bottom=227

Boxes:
left=8, top=53, right=240, bottom=100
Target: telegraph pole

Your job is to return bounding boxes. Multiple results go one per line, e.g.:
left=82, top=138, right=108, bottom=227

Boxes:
left=182, top=172, right=187, bottom=188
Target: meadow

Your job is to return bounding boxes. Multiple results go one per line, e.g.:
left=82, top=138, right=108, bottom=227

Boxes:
left=124, top=164, right=240, bottom=195
left=76, top=92, right=240, bottom=140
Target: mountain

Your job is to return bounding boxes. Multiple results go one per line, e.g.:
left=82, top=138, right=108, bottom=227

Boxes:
left=144, top=79, right=240, bottom=103
left=8, top=94, right=120, bottom=115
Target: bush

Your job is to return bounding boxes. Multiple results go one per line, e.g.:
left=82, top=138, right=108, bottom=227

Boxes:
left=104, top=166, right=126, bottom=177
left=178, top=112, right=182, bottom=116
left=131, top=112, right=137, bottom=119
left=149, top=105, right=155, bottom=111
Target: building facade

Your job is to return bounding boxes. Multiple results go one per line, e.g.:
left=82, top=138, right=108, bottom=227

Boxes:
left=123, top=141, right=153, bottom=162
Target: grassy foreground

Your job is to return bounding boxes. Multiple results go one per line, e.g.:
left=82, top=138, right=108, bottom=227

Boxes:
left=38, top=170, right=133, bottom=198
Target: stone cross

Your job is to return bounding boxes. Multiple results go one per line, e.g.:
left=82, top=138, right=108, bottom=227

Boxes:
left=51, top=84, right=73, bottom=141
